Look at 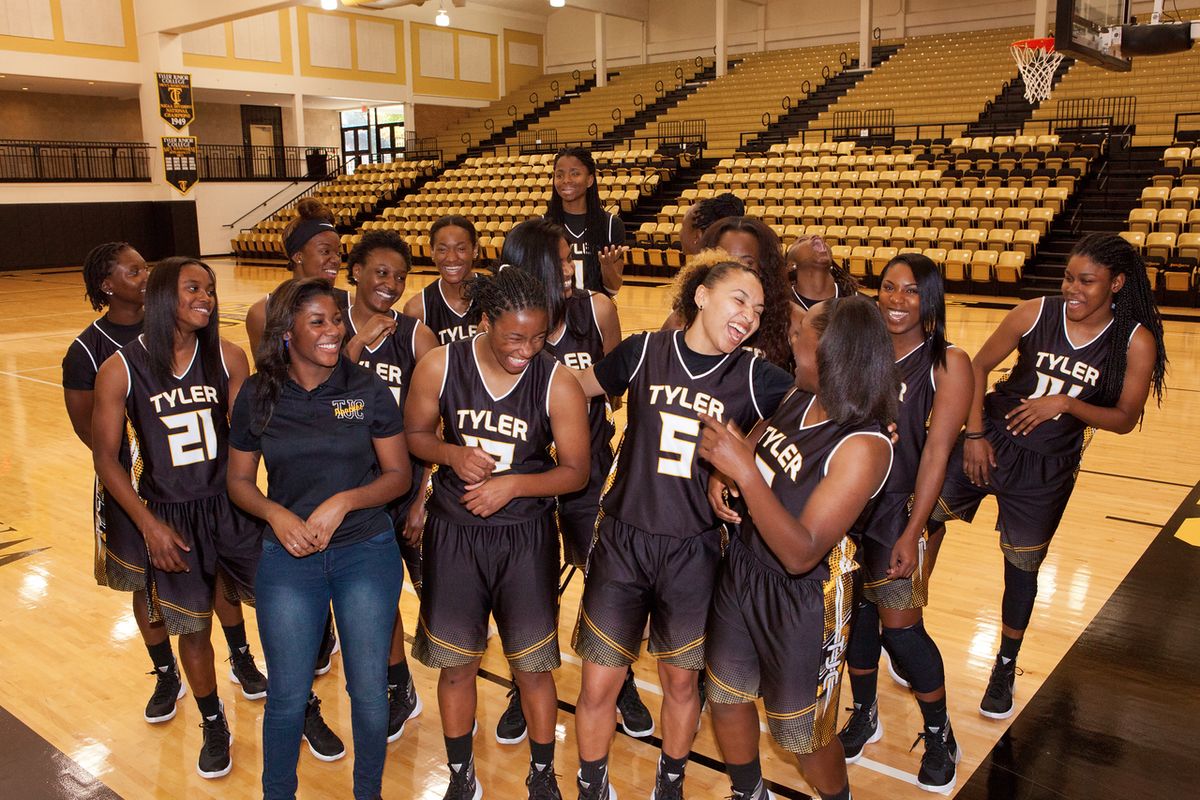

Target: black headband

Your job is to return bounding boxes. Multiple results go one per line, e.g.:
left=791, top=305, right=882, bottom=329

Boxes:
left=285, top=218, right=337, bottom=258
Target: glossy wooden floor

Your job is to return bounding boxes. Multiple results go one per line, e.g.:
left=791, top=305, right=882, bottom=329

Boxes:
left=1, top=259, right=1197, bottom=799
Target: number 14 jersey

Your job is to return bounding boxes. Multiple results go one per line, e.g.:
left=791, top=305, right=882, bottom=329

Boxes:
left=601, top=330, right=769, bottom=538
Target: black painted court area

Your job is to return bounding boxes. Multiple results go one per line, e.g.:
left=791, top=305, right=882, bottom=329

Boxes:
left=0, top=705, right=120, bottom=799
left=958, top=480, right=1200, bottom=799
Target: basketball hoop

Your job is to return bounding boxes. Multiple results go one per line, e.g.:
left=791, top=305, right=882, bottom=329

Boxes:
left=1011, top=38, right=1064, bottom=104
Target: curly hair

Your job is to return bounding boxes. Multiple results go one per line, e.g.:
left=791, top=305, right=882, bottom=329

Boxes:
left=699, top=217, right=792, bottom=368
left=347, top=229, right=411, bottom=286
left=672, top=257, right=763, bottom=334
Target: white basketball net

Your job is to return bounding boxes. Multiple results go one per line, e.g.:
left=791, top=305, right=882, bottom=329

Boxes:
left=1011, top=41, right=1064, bottom=104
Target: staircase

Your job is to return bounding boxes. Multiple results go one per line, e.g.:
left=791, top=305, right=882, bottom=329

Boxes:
left=624, top=157, right=721, bottom=230
left=1020, top=143, right=1164, bottom=297
left=459, top=72, right=616, bottom=162
left=966, top=57, right=1074, bottom=137
left=739, top=44, right=904, bottom=153
left=598, top=62, right=719, bottom=147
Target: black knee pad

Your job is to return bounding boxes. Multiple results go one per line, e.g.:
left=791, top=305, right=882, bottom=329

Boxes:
left=1002, top=559, right=1039, bottom=630
left=819, top=783, right=851, bottom=800
left=847, top=599, right=881, bottom=671
left=880, top=622, right=945, bottom=695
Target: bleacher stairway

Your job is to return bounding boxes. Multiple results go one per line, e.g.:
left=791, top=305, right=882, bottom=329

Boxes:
left=1021, top=143, right=1165, bottom=297
left=740, top=44, right=905, bottom=153
left=599, top=61, right=720, bottom=147
left=967, top=56, right=1074, bottom=137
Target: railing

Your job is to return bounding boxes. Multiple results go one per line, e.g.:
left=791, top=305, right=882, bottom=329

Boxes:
left=518, top=129, right=558, bottom=153
left=742, top=114, right=1128, bottom=150
left=482, top=131, right=704, bottom=159
left=832, top=109, right=896, bottom=140
left=197, top=144, right=340, bottom=181
left=1056, top=96, right=1137, bottom=130
left=1173, top=112, right=1200, bottom=143
left=0, top=139, right=151, bottom=182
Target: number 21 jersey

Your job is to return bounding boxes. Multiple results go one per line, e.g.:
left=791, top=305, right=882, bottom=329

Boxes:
left=117, top=336, right=230, bottom=503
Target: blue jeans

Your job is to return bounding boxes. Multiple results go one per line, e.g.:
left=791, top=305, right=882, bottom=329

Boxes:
left=256, top=530, right=402, bottom=800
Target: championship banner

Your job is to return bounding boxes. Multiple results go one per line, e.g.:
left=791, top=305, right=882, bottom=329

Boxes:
left=157, top=72, right=194, bottom=130
left=162, top=136, right=198, bottom=195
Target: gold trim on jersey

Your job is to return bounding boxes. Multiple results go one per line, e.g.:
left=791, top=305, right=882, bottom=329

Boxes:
left=650, top=634, right=705, bottom=659
left=504, top=629, right=557, bottom=661
left=578, top=608, right=639, bottom=662
left=704, top=670, right=758, bottom=703
left=417, top=617, right=487, bottom=659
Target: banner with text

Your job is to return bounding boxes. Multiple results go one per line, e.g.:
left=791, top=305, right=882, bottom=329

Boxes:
left=157, top=72, right=194, bottom=130
left=162, top=136, right=198, bottom=195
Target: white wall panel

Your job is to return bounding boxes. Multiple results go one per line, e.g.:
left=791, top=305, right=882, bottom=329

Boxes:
left=0, top=0, right=54, bottom=40
left=418, top=28, right=454, bottom=79
left=232, top=13, right=281, bottom=63
left=457, top=33, right=491, bottom=83
left=355, top=20, right=396, bottom=74
left=309, top=13, right=352, bottom=69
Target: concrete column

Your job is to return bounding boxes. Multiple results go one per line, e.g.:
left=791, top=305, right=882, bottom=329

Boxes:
left=859, top=0, right=873, bottom=71
left=136, top=31, right=186, bottom=195
left=1034, top=0, right=1050, bottom=39
left=595, top=12, right=607, bottom=87
left=757, top=4, right=767, bottom=54
left=640, top=19, right=648, bottom=65
left=716, top=0, right=728, bottom=77
left=896, top=0, right=906, bottom=38
left=292, top=93, right=306, bottom=149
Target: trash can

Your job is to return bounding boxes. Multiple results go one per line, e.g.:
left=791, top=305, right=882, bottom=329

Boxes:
left=305, top=149, right=328, bottom=179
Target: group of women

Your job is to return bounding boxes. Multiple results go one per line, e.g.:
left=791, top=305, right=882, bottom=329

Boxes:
left=66, top=145, right=1168, bottom=800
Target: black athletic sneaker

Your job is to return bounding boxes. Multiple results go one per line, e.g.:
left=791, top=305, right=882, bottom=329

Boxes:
left=229, top=647, right=267, bottom=700
left=526, top=763, right=563, bottom=800
left=197, top=705, right=232, bottom=779
left=144, top=666, right=186, bottom=723
left=303, top=694, right=346, bottom=761
left=912, top=720, right=961, bottom=793
left=979, top=656, right=1020, bottom=719
left=496, top=685, right=528, bottom=744
left=314, top=619, right=339, bottom=677
left=729, top=779, right=773, bottom=799
left=616, top=670, right=654, bottom=738
left=444, top=759, right=482, bottom=800
left=387, top=675, right=424, bottom=742
left=576, top=770, right=615, bottom=800
left=838, top=701, right=883, bottom=764
left=650, top=762, right=684, bottom=800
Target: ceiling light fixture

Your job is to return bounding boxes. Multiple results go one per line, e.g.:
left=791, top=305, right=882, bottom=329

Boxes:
left=550, top=0, right=566, bottom=7
left=435, top=4, right=450, bottom=26
left=320, top=0, right=338, bottom=10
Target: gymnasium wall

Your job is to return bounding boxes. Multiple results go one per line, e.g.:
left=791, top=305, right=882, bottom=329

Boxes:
left=0, top=90, right=142, bottom=142
left=410, top=104, right=473, bottom=140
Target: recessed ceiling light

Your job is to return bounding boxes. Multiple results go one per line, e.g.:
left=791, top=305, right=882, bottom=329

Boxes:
left=21, top=87, right=29, bottom=91
left=550, top=0, right=566, bottom=7
left=88, top=81, right=95, bottom=85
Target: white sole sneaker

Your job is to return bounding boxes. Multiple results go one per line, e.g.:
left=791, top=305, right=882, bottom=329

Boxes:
left=916, top=743, right=962, bottom=794
left=387, top=692, right=424, bottom=743
left=196, top=731, right=233, bottom=779
left=844, top=715, right=884, bottom=764
left=978, top=704, right=1014, bottom=720
left=304, top=735, right=346, bottom=762
left=144, top=681, right=187, bottom=724
left=229, top=667, right=267, bottom=700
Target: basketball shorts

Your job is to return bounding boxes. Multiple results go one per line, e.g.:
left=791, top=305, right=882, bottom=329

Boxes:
left=572, top=515, right=722, bottom=671
left=557, top=449, right=613, bottom=569
left=931, top=429, right=1080, bottom=572
left=705, top=536, right=856, bottom=754
left=93, top=475, right=149, bottom=593
left=145, top=493, right=262, bottom=636
left=855, top=490, right=931, bottom=610
left=413, top=513, right=560, bottom=673
left=389, top=495, right=424, bottom=597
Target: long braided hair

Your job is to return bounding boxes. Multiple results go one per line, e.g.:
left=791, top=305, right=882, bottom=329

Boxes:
left=251, top=277, right=339, bottom=434
left=465, top=266, right=549, bottom=329
left=699, top=216, right=793, bottom=368
left=1070, top=233, right=1167, bottom=408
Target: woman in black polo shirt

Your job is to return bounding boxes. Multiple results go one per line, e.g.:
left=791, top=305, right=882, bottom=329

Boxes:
left=227, top=277, right=412, bottom=800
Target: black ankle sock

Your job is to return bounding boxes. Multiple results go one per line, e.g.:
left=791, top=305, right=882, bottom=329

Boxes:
left=917, top=696, right=948, bottom=731
left=659, top=752, right=688, bottom=778
left=196, top=690, right=220, bottom=719
left=221, top=622, right=248, bottom=654
left=388, top=660, right=411, bottom=687
left=849, top=669, right=878, bottom=708
left=727, top=757, right=762, bottom=794
left=445, top=732, right=473, bottom=766
left=579, top=756, right=608, bottom=786
left=529, top=738, right=555, bottom=769
left=999, top=633, right=1023, bottom=663
left=147, top=639, right=175, bottom=672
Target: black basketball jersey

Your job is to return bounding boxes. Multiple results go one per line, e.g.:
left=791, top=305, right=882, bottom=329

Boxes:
left=739, top=389, right=892, bottom=580
left=560, top=211, right=624, bottom=296
left=63, top=317, right=143, bottom=391
left=421, top=280, right=477, bottom=344
left=790, top=282, right=844, bottom=312
left=428, top=337, right=559, bottom=525
left=883, top=340, right=941, bottom=494
left=602, top=330, right=766, bottom=538
left=117, top=336, right=230, bottom=504
left=347, top=309, right=423, bottom=515
left=985, top=296, right=1135, bottom=459
left=545, top=292, right=614, bottom=462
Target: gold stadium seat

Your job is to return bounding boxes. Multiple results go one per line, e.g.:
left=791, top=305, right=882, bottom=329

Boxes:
left=1128, top=208, right=1157, bottom=235
left=1157, top=209, right=1187, bottom=235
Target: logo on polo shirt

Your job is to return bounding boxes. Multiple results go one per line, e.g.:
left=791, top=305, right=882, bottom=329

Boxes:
left=331, top=398, right=365, bottom=420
